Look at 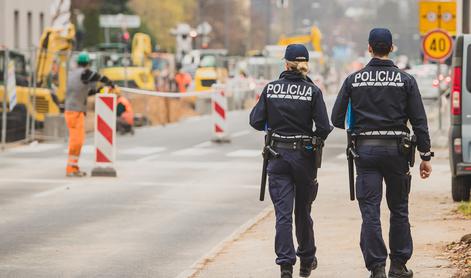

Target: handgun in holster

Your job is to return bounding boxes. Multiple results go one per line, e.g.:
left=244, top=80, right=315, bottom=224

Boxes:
left=259, top=130, right=280, bottom=201
left=312, top=136, right=324, bottom=169
left=399, top=135, right=417, bottom=167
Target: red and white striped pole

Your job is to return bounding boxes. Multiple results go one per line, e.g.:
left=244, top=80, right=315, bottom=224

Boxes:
left=91, top=93, right=117, bottom=177
left=211, top=84, right=230, bottom=143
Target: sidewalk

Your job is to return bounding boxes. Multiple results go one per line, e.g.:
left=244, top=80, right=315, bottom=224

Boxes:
left=192, top=148, right=468, bottom=277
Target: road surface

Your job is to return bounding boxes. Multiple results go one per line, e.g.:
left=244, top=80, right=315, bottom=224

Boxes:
left=0, top=95, right=347, bottom=277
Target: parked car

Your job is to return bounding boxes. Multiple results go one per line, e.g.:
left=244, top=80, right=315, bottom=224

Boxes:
left=406, top=64, right=449, bottom=100
left=449, top=35, right=471, bottom=202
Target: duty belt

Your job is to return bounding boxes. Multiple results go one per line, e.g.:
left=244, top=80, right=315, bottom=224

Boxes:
left=357, top=130, right=409, bottom=137
left=271, top=140, right=304, bottom=150
left=356, top=138, right=399, bottom=147
left=272, top=133, right=312, bottom=141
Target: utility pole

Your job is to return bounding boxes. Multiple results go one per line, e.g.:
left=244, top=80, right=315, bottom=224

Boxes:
left=267, top=0, right=272, bottom=45
left=457, top=0, right=470, bottom=34
left=224, top=0, right=229, bottom=50
left=1, top=49, right=9, bottom=150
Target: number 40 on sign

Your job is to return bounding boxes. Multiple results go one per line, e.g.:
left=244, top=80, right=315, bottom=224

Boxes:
left=422, top=29, right=453, bottom=62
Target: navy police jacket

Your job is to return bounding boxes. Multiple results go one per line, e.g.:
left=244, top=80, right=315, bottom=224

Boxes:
left=331, top=58, right=431, bottom=155
left=249, top=70, right=332, bottom=140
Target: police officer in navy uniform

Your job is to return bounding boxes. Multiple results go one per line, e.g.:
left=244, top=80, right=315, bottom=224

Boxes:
left=331, top=28, right=433, bottom=278
left=250, top=44, right=332, bottom=278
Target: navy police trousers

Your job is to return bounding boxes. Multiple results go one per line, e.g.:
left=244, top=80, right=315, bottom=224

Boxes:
left=355, top=145, right=413, bottom=270
left=268, top=148, right=318, bottom=266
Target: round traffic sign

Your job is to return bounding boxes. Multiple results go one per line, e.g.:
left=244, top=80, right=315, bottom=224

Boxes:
left=422, top=29, right=453, bottom=61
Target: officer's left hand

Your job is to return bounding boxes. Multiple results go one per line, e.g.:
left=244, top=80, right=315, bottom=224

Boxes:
left=420, top=160, right=432, bottom=179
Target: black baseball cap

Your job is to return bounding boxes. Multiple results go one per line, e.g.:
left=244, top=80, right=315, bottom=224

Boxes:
left=368, top=28, right=393, bottom=48
left=284, top=44, right=309, bottom=62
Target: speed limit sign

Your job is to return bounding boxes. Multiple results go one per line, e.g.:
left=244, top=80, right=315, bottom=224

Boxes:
left=422, top=29, right=453, bottom=61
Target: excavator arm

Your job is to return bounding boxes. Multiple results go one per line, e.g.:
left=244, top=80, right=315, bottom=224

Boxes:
left=36, top=23, right=76, bottom=103
left=131, top=32, right=152, bottom=69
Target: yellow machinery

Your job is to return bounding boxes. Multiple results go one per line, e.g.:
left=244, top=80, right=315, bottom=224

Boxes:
left=0, top=23, right=75, bottom=127
left=100, top=67, right=155, bottom=90
left=132, top=33, right=152, bottom=69
left=192, top=49, right=229, bottom=92
left=36, top=23, right=76, bottom=104
left=98, top=32, right=155, bottom=90
left=278, top=26, right=323, bottom=53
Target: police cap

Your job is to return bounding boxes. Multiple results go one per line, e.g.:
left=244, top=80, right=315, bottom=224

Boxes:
left=284, top=44, right=309, bottom=62
left=368, top=28, right=393, bottom=48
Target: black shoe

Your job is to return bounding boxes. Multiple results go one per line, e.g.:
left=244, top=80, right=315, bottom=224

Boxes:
left=370, top=265, right=386, bottom=278
left=280, top=264, right=293, bottom=278
left=300, top=257, right=318, bottom=277
left=388, top=260, right=413, bottom=278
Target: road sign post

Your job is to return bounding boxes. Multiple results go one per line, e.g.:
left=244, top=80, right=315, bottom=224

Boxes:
left=422, top=29, right=453, bottom=130
left=7, top=61, right=17, bottom=111
left=1, top=49, right=8, bottom=150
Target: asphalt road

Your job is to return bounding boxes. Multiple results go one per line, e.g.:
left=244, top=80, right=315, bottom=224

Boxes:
left=0, top=95, right=347, bottom=278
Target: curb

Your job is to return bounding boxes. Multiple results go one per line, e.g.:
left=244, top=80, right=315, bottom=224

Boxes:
left=175, top=206, right=274, bottom=278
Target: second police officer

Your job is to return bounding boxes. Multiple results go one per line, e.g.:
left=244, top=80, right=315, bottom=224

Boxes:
left=331, top=28, right=433, bottom=278
left=250, top=44, right=332, bottom=278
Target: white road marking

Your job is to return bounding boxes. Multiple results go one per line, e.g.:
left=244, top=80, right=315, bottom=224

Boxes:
left=9, top=143, right=63, bottom=153
left=33, top=185, right=74, bottom=198
left=120, top=147, right=166, bottom=155
left=63, top=145, right=94, bottom=154
left=171, top=148, right=215, bottom=156
left=231, top=130, right=250, bottom=138
left=137, top=153, right=162, bottom=162
left=192, top=141, right=212, bottom=148
left=226, top=149, right=261, bottom=158
left=0, top=178, right=71, bottom=184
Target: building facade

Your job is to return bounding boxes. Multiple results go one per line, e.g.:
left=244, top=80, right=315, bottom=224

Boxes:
left=0, top=0, right=55, bottom=51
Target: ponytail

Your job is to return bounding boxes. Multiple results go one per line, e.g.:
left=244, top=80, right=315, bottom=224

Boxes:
left=286, top=60, right=309, bottom=76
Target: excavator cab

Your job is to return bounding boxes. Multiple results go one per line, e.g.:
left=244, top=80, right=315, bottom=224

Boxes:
left=0, top=51, right=29, bottom=87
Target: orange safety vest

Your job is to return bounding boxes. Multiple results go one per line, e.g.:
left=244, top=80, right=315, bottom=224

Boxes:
left=175, top=72, right=191, bottom=93
left=117, top=96, right=134, bottom=125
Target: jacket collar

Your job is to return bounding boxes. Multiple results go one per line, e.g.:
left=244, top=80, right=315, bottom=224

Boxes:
left=367, top=58, right=397, bottom=68
left=279, top=70, right=314, bottom=84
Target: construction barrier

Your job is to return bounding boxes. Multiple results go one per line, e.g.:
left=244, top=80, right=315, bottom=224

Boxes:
left=211, top=84, right=230, bottom=143
left=120, top=86, right=232, bottom=143
left=91, top=93, right=117, bottom=177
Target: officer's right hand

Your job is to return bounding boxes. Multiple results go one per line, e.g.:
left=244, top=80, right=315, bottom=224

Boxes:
left=419, top=160, right=432, bottom=179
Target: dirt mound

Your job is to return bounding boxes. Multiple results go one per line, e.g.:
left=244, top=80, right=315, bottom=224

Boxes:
left=446, top=235, right=471, bottom=278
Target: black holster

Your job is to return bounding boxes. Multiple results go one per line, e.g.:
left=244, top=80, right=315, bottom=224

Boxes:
left=399, top=135, right=417, bottom=167
left=312, top=136, right=324, bottom=168
left=298, top=137, right=323, bottom=168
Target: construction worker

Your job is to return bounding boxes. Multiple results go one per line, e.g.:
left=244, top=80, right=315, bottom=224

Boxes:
left=174, top=62, right=192, bottom=93
left=116, top=92, right=135, bottom=135
left=65, top=52, right=115, bottom=177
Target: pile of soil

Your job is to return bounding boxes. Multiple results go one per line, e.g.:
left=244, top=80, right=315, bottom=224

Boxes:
left=446, top=234, right=471, bottom=278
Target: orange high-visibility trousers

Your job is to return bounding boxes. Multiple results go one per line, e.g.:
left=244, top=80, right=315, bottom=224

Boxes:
left=65, top=111, right=85, bottom=174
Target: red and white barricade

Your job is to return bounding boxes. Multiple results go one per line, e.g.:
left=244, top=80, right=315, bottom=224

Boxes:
left=91, top=93, right=117, bottom=177
left=211, top=84, right=230, bottom=143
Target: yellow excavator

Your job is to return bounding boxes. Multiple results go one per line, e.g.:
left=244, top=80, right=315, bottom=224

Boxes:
left=278, top=25, right=324, bottom=64
left=98, top=32, right=155, bottom=90
left=278, top=26, right=323, bottom=53
left=0, top=24, right=75, bottom=141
